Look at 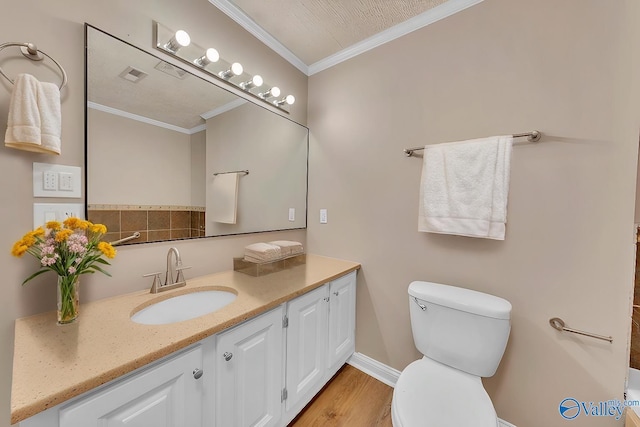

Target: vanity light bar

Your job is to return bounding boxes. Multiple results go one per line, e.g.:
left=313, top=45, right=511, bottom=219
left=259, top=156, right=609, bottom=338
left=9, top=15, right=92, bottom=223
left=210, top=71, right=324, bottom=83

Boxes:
left=154, top=22, right=294, bottom=113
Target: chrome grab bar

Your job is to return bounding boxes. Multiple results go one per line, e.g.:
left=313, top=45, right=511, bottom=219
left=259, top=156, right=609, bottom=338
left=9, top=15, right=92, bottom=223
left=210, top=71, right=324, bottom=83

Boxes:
left=549, top=317, right=612, bottom=343
left=110, top=232, right=141, bottom=246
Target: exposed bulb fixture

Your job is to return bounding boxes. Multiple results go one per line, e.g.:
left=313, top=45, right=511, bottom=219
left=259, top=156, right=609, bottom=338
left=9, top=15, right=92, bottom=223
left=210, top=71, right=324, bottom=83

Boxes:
left=240, top=75, right=263, bottom=90
left=194, top=48, right=219, bottom=68
left=218, top=62, right=243, bottom=79
left=258, top=86, right=280, bottom=99
left=274, top=95, right=295, bottom=106
left=164, top=30, right=191, bottom=53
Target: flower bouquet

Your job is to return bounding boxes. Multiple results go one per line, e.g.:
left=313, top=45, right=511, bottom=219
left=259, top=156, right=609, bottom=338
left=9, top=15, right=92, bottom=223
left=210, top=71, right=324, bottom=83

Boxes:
left=11, top=217, right=116, bottom=324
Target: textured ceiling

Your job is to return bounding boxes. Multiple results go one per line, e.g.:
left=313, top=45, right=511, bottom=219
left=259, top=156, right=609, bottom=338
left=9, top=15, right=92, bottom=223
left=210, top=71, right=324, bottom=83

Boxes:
left=228, top=0, right=450, bottom=65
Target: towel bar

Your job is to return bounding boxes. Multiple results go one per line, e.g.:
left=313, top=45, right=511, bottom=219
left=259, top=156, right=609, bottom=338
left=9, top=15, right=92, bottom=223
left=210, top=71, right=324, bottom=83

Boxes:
left=213, top=170, right=249, bottom=176
left=549, top=317, right=612, bottom=343
left=110, top=232, right=141, bottom=246
left=403, top=130, right=541, bottom=157
left=0, top=42, right=68, bottom=90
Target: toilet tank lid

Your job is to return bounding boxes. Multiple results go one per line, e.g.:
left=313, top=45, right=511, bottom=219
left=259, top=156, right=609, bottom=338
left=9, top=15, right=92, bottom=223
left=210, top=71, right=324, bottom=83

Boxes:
left=408, top=281, right=511, bottom=320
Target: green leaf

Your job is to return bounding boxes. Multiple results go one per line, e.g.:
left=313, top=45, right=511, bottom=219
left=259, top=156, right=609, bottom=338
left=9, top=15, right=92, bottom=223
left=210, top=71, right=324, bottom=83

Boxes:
left=21, top=269, right=50, bottom=286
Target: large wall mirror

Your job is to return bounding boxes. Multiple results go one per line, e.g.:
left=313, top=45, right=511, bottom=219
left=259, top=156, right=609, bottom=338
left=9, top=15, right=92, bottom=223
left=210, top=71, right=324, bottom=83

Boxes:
left=85, top=25, right=308, bottom=244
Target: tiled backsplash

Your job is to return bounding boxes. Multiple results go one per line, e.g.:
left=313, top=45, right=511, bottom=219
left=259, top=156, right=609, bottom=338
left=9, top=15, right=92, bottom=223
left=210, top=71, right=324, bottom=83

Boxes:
left=88, top=205, right=205, bottom=245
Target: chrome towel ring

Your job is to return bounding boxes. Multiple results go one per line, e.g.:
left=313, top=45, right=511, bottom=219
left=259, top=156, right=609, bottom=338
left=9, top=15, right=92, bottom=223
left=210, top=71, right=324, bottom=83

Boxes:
left=0, top=42, right=68, bottom=90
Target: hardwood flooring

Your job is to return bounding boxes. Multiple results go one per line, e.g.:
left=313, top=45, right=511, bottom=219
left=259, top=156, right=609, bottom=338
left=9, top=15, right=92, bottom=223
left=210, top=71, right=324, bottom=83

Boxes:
left=288, top=364, right=394, bottom=427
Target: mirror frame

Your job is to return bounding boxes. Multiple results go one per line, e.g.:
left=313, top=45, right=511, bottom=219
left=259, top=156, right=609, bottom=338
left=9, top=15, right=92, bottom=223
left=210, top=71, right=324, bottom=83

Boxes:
left=83, top=24, right=309, bottom=245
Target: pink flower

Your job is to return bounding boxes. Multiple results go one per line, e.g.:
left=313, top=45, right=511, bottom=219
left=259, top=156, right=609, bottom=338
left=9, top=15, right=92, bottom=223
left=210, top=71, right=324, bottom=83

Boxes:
left=68, top=266, right=77, bottom=274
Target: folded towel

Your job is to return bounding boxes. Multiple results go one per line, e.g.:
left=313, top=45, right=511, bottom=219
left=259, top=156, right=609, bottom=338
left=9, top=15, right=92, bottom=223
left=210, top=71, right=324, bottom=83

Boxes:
left=268, top=240, right=304, bottom=257
left=210, top=173, right=239, bottom=224
left=418, top=135, right=513, bottom=240
left=244, top=242, right=282, bottom=263
left=5, top=73, right=61, bottom=154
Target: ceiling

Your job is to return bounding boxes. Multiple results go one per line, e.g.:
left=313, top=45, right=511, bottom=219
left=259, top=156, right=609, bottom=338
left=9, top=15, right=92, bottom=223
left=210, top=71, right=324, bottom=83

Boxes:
left=209, top=0, right=483, bottom=75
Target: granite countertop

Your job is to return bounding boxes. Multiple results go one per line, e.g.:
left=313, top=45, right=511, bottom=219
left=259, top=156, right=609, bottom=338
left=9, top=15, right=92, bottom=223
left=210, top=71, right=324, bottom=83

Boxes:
left=11, top=254, right=360, bottom=424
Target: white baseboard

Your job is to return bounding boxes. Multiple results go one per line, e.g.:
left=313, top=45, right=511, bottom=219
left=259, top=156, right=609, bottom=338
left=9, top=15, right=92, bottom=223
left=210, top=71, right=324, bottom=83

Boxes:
left=347, top=352, right=517, bottom=427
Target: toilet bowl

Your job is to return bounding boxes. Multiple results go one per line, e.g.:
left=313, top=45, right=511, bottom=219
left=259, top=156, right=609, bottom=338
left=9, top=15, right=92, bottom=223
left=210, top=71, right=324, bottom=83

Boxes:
left=391, top=281, right=511, bottom=427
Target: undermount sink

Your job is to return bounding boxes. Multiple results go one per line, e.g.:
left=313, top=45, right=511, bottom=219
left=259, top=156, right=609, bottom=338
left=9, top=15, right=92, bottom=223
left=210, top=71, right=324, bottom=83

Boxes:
left=131, top=289, right=237, bottom=325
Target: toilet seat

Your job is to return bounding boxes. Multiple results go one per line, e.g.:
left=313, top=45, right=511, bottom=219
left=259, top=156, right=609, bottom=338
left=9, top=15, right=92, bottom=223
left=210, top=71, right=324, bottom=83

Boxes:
left=392, top=357, right=498, bottom=427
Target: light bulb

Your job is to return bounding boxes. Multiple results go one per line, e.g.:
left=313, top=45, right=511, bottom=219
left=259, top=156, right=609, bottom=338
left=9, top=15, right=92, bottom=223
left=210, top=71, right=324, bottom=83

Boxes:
left=231, top=62, right=243, bottom=76
left=165, top=30, right=191, bottom=52
left=240, top=75, right=264, bottom=90
left=285, top=95, right=295, bottom=105
left=219, top=62, right=244, bottom=80
left=271, top=86, right=281, bottom=97
left=194, top=48, right=219, bottom=67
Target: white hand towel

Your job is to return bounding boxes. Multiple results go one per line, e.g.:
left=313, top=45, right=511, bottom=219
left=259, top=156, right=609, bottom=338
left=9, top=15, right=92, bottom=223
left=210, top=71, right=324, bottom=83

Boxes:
left=5, top=73, right=61, bottom=154
left=418, top=135, right=513, bottom=240
left=210, top=173, right=239, bottom=224
left=244, top=243, right=282, bottom=263
left=268, top=240, right=304, bottom=257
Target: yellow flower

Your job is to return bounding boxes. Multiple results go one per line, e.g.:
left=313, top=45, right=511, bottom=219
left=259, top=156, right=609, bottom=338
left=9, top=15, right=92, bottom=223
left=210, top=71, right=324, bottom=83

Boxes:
left=46, top=221, right=61, bottom=231
left=32, top=227, right=45, bottom=237
left=63, top=217, right=88, bottom=230
left=97, top=242, right=116, bottom=259
left=55, top=229, right=73, bottom=242
left=11, top=241, right=28, bottom=257
left=90, top=223, right=107, bottom=235
left=20, top=233, right=36, bottom=248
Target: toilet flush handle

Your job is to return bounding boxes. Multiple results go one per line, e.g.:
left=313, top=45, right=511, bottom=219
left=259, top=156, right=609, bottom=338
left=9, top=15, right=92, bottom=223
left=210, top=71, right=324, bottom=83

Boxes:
left=413, top=297, right=427, bottom=311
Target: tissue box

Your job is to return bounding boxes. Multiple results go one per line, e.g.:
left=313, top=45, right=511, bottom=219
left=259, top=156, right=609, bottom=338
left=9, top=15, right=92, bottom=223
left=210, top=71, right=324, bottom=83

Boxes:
left=233, top=254, right=306, bottom=277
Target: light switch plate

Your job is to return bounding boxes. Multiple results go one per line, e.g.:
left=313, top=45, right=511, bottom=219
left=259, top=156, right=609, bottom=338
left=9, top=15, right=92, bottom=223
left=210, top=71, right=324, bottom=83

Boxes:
left=320, top=209, right=328, bottom=224
left=33, top=203, right=84, bottom=228
left=33, top=162, right=82, bottom=198
left=288, top=208, right=295, bottom=222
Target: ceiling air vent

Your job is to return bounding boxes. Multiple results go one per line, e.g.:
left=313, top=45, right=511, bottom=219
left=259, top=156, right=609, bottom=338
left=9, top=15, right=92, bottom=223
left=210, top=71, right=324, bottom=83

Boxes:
left=154, top=61, right=189, bottom=80
left=119, top=66, right=148, bottom=83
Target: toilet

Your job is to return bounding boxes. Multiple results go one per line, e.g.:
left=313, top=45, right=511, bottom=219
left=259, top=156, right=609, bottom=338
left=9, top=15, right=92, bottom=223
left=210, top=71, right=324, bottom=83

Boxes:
left=391, top=281, right=512, bottom=426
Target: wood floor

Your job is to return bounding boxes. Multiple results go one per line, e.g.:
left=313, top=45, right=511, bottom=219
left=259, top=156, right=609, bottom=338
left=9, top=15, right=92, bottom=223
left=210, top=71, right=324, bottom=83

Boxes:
left=288, top=364, right=394, bottom=427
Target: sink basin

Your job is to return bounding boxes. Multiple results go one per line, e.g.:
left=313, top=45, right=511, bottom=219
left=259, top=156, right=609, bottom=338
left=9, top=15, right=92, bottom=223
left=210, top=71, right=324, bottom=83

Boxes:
left=131, top=290, right=237, bottom=325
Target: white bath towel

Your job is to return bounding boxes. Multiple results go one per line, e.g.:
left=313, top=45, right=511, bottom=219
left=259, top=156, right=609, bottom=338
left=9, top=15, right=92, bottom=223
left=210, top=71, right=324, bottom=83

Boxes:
left=210, top=173, right=239, bottom=224
left=418, top=135, right=513, bottom=240
left=5, top=73, right=61, bottom=154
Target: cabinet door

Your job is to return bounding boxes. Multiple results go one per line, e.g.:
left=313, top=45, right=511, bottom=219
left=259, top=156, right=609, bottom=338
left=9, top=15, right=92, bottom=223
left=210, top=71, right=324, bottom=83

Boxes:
left=284, top=285, right=329, bottom=417
left=59, top=345, right=203, bottom=427
left=215, top=306, right=284, bottom=427
left=327, top=271, right=356, bottom=375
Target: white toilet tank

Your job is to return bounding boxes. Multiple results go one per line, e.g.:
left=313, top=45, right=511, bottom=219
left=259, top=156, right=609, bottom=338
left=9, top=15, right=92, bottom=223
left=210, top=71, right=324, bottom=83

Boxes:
left=408, top=281, right=511, bottom=378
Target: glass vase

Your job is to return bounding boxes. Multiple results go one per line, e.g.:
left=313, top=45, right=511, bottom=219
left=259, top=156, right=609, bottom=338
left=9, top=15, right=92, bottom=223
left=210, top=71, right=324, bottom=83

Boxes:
left=57, top=275, right=79, bottom=324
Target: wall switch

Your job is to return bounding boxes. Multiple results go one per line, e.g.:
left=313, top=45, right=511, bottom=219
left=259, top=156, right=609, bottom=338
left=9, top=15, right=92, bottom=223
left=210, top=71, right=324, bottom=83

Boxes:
left=288, top=208, right=295, bottom=222
left=43, top=171, right=57, bottom=190
left=33, top=203, right=84, bottom=228
left=59, top=172, right=74, bottom=191
left=320, top=209, right=328, bottom=224
left=33, top=163, right=82, bottom=198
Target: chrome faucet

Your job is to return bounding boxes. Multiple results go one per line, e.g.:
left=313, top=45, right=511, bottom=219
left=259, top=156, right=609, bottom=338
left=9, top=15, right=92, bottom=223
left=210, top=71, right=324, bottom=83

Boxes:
left=144, top=247, right=191, bottom=293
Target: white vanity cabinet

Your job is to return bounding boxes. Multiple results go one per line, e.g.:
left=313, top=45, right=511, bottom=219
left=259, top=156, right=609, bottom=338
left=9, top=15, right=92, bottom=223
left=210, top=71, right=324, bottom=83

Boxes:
left=21, top=345, right=205, bottom=427
left=214, top=305, right=284, bottom=427
left=282, top=270, right=357, bottom=425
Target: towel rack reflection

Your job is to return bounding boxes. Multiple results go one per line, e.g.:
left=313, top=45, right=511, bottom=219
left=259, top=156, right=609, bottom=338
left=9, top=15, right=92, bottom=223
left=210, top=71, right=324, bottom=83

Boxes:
left=110, top=232, right=141, bottom=246
left=403, top=130, right=541, bottom=157
left=0, top=42, right=68, bottom=90
left=549, top=317, right=612, bottom=343
left=213, top=170, right=249, bottom=176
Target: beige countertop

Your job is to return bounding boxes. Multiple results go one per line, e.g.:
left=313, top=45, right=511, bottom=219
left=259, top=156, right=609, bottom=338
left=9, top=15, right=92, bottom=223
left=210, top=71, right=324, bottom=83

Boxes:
left=10, top=254, right=360, bottom=424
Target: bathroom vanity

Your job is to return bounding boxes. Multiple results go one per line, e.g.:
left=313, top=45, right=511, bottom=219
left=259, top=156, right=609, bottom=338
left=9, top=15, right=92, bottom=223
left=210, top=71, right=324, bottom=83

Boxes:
left=11, top=254, right=359, bottom=427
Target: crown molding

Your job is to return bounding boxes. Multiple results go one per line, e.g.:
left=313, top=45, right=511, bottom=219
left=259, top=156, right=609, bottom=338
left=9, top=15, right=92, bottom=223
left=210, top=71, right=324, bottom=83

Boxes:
left=208, top=0, right=309, bottom=75
left=308, top=0, right=484, bottom=75
left=209, top=0, right=483, bottom=76
left=88, top=102, right=198, bottom=135
left=200, top=98, right=247, bottom=120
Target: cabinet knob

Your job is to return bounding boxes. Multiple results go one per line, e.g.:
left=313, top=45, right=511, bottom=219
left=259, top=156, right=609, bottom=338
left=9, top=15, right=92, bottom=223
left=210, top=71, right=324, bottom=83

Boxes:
left=333, top=291, right=339, bottom=296
left=223, top=352, right=233, bottom=361
left=323, top=297, right=330, bottom=302
left=193, top=368, right=203, bottom=380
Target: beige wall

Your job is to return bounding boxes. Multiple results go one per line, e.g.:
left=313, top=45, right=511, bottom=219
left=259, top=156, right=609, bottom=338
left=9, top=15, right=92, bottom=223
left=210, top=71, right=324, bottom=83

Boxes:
left=88, top=109, right=194, bottom=206
left=307, top=0, right=640, bottom=426
left=0, top=1, right=307, bottom=426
